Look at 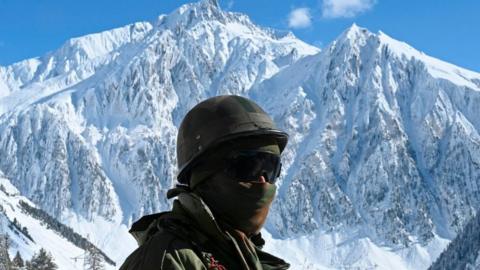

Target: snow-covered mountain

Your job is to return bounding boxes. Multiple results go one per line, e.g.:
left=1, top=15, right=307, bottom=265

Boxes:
left=1, top=0, right=480, bottom=269
left=0, top=172, right=116, bottom=269
left=253, top=24, right=480, bottom=269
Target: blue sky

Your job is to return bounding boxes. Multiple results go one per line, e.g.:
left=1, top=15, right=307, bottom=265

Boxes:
left=0, top=0, right=479, bottom=72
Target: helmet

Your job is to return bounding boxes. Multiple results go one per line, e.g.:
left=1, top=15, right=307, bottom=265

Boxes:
left=176, top=95, right=288, bottom=185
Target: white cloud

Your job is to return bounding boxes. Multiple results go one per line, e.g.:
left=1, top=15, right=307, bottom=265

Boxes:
left=288, top=8, right=312, bottom=29
left=322, top=0, right=376, bottom=18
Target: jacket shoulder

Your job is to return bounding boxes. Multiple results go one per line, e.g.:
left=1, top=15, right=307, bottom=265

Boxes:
left=120, top=224, right=207, bottom=270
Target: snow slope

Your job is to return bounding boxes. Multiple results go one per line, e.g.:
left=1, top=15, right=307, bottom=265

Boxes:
left=0, top=172, right=116, bottom=269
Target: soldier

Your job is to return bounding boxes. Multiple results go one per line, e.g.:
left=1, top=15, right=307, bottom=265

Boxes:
left=120, top=95, right=290, bottom=270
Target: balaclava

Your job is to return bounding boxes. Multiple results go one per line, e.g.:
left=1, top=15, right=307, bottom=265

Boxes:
left=191, top=137, right=280, bottom=236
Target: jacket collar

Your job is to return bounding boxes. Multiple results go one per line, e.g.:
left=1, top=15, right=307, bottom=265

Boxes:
left=127, top=191, right=228, bottom=246
left=128, top=212, right=165, bottom=246
left=176, top=192, right=231, bottom=245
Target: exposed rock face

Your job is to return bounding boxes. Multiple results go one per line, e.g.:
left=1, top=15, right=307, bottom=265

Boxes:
left=261, top=25, right=480, bottom=247
left=0, top=0, right=317, bottom=225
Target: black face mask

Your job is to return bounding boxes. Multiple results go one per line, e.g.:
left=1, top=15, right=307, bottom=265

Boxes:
left=194, top=171, right=277, bottom=236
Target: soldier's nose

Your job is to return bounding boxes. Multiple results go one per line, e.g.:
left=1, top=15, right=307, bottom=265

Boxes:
left=258, top=175, right=266, bottom=183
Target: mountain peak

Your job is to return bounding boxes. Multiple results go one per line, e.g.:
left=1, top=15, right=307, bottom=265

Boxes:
left=199, top=0, right=220, bottom=9
left=332, top=23, right=373, bottom=50
left=346, top=23, right=360, bottom=33
left=326, top=24, right=480, bottom=91
left=161, top=0, right=225, bottom=28
left=341, top=23, right=371, bottom=41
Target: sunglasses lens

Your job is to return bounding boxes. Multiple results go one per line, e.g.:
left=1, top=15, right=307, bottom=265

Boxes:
left=224, top=151, right=281, bottom=183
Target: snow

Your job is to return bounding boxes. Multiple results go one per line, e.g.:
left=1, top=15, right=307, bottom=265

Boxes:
left=64, top=22, right=153, bottom=60
left=378, top=31, right=480, bottom=91
left=61, top=213, right=136, bottom=264
left=0, top=175, right=117, bottom=270
left=0, top=73, right=10, bottom=99
left=263, top=229, right=449, bottom=270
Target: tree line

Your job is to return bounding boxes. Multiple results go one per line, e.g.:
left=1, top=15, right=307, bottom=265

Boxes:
left=429, top=210, right=480, bottom=270
left=1, top=233, right=106, bottom=270
left=18, top=201, right=115, bottom=266
left=1, top=234, right=57, bottom=270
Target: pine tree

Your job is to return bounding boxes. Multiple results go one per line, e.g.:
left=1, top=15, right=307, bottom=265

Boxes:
left=0, top=234, right=11, bottom=270
left=25, top=248, right=57, bottom=270
left=84, top=246, right=105, bottom=270
left=429, top=211, right=480, bottom=269
left=11, top=251, right=23, bottom=269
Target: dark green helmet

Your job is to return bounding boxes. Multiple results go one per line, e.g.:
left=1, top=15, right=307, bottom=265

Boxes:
left=176, top=95, right=288, bottom=185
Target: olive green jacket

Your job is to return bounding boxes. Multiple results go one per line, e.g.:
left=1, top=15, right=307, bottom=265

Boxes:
left=119, top=192, right=289, bottom=270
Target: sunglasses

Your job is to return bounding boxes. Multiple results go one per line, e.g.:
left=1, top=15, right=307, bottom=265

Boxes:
left=223, top=150, right=282, bottom=184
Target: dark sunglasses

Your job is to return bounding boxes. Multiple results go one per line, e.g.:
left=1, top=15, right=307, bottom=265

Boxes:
left=223, top=150, right=282, bottom=184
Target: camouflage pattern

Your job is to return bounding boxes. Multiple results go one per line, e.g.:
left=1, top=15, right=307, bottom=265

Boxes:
left=119, top=191, right=290, bottom=270
left=176, top=95, right=288, bottom=184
